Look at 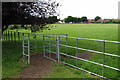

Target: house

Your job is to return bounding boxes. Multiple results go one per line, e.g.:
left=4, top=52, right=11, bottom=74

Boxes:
left=96, top=19, right=102, bottom=23
left=87, top=19, right=94, bottom=23
left=103, top=19, right=111, bottom=23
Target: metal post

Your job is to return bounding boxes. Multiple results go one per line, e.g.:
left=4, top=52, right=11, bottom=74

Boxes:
left=102, top=40, right=105, bottom=78
left=66, top=35, right=68, bottom=54
left=56, top=36, right=60, bottom=62
left=22, top=33, right=25, bottom=58
left=28, top=33, right=30, bottom=64
left=49, top=36, right=51, bottom=58
left=76, top=38, right=78, bottom=67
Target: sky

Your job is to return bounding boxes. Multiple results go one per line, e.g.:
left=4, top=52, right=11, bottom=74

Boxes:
left=57, top=0, right=120, bottom=19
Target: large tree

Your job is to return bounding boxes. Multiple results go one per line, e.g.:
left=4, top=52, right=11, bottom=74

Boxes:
left=81, top=16, right=87, bottom=23
left=94, top=16, right=101, bottom=21
left=2, top=0, right=59, bottom=33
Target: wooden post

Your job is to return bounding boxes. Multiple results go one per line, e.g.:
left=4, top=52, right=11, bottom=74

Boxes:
left=11, top=31, right=13, bottom=42
left=18, top=32, right=20, bottom=42
left=8, top=31, right=10, bottom=42
left=6, top=31, right=7, bottom=41
left=14, top=31, right=16, bottom=42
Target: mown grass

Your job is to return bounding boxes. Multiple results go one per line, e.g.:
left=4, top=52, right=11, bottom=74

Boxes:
left=40, top=24, right=119, bottom=78
left=40, top=24, right=118, bottom=41
left=2, top=23, right=119, bottom=78
left=47, top=63, right=96, bottom=78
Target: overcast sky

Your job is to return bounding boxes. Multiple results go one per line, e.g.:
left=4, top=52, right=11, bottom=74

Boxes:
left=57, top=0, right=120, bottom=19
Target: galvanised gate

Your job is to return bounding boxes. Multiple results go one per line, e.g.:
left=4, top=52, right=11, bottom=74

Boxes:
left=3, top=31, right=120, bottom=79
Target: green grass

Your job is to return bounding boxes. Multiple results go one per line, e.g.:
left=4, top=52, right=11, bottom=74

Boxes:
left=40, top=24, right=118, bottom=41
left=40, top=24, right=119, bottom=78
left=2, top=23, right=119, bottom=78
left=2, top=41, right=27, bottom=78
left=47, top=63, right=96, bottom=78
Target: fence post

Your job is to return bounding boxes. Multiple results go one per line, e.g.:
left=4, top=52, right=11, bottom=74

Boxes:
left=14, top=31, right=16, bottom=42
left=27, top=33, right=30, bottom=64
left=22, top=33, right=25, bottom=57
left=48, top=36, right=51, bottom=58
left=7, top=31, right=8, bottom=41
left=56, top=36, right=60, bottom=62
left=34, top=35, right=37, bottom=53
left=11, top=31, right=13, bottom=42
left=102, top=40, right=105, bottom=78
left=18, top=32, right=20, bottom=42
left=8, top=31, right=10, bottom=42
left=43, top=35, right=45, bottom=57
left=6, top=31, right=7, bottom=41
left=76, top=38, right=78, bottom=67
left=66, top=35, right=68, bottom=54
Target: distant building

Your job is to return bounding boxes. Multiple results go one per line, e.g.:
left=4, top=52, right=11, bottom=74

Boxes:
left=96, top=19, right=113, bottom=23
left=87, top=19, right=94, bottom=23
left=96, top=19, right=102, bottom=23
left=103, top=19, right=112, bottom=23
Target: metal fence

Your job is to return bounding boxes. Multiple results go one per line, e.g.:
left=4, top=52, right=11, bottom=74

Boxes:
left=2, top=31, right=67, bottom=64
left=2, top=31, right=120, bottom=79
left=43, top=35, right=120, bottom=79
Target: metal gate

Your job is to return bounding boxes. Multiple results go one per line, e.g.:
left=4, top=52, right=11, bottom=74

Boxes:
left=22, top=33, right=67, bottom=64
left=21, top=32, right=120, bottom=79
left=43, top=36, right=60, bottom=61
left=3, top=31, right=120, bottom=79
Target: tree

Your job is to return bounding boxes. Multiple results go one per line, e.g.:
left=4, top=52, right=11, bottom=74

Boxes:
left=64, top=16, right=73, bottom=23
left=47, top=16, right=58, bottom=24
left=2, top=1, right=59, bottom=33
left=64, top=16, right=81, bottom=23
left=112, top=19, right=120, bottom=23
left=94, top=16, right=101, bottom=21
left=81, top=16, right=87, bottom=23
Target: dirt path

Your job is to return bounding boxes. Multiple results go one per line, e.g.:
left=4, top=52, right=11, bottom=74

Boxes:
left=19, top=52, right=95, bottom=78
left=20, top=53, right=53, bottom=78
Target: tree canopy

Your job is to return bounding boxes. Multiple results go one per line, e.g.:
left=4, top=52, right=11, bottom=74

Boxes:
left=94, top=16, right=101, bottom=21
left=64, top=16, right=83, bottom=23
left=81, top=16, right=87, bottom=23
left=2, top=1, right=59, bottom=33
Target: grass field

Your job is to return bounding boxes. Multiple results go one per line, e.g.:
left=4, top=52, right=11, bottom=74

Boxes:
left=40, top=24, right=118, bottom=41
left=2, top=24, right=119, bottom=78
left=40, top=24, right=119, bottom=78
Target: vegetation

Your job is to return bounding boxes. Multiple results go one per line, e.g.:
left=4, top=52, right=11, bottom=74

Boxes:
left=2, top=24, right=119, bottom=78
left=94, top=16, right=101, bottom=21
left=64, top=16, right=87, bottom=23
left=40, top=24, right=119, bottom=78
left=47, top=63, right=96, bottom=78
left=2, top=41, right=24, bottom=78
left=2, top=1, right=59, bottom=33
left=63, top=16, right=119, bottom=24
